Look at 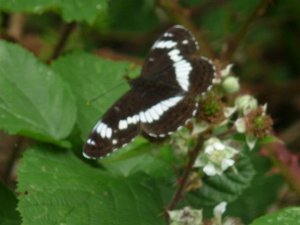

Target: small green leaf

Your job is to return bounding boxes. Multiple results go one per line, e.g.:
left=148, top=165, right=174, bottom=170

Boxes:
left=52, top=52, right=138, bottom=140
left=17, top=145, right=165, bottom=225
left=0, top=41, right=76, bottom=146
left=250, top=207, right=300, bottom=225
left=0, top=0, right=108, bottom=24
left=0, top=182, right=21, bottom=225
left=257, top=135, right=282, bottom=145
left=187, top=154, right=255, bottom=207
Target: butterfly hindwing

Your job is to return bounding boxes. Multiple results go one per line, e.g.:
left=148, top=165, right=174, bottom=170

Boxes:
left=84, top=82, right=183, bottom=159
left=141, top=97, right=197, bottom=138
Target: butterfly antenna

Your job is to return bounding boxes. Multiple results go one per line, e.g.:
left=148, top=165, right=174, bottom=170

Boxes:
left=86, top=81, right=127, bottom=105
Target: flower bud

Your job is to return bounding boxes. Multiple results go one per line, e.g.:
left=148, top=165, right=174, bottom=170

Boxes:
left=169, top=207, right=203, bottom=225
left=222, top=76, right=240, bottom=94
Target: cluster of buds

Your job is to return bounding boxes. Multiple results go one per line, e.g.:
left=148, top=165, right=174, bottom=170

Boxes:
left=168, top=202, right=242, bottom=225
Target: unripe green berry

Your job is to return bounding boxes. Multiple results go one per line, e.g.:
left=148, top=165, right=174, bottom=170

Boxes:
left=222, top=76, right=240, bottom=94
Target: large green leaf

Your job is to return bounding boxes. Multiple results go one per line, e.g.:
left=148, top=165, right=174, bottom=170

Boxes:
left=250, top=207, right=300, bottom=225
left=0, top=182, right=21, bottom=225
left=0, top=0, right=108, bottom=24
left=52, top=51, right=138, bottom=140
left=227, top=154, right=283, bottom=223
left=0, top=41, right=76, bottom=146
left=17, top=145, right=165, bottom=225
left=186, top=155, right=255, bottom=207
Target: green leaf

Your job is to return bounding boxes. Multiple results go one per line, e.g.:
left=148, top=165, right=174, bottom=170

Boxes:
left=52, top=51, right=138, bottom=140
left=0, top=0, right=108, bottom=24
left=0, top=182, right=21, bottom=225
left=226, top=152, right=283, bottom=223
left=250, top=207, right=300, bottom=225
left=101, top=0, right=159, bottom=33
left=17, top=145, right=165, bottom=225
left=0, top=41, right=76, bottom=146
left=186, top=154, right=255, bottom=207
left=101, top=137, right=175, bottom=178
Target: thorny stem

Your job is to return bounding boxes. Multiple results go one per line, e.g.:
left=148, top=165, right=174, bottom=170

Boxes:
left=164, top=134, right=205, bottom=221
left=158, top=0, right=216, bottom=59
left=47, top=21, right=77, bottom=63
left=163, top=125, right=236, bottom=222
left=221, top=0, right=270, bottom=63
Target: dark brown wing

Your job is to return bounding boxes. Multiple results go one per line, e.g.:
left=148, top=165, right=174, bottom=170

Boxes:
left=83, top=82, right=182, bottom=159
left=141, top=97, right=197, bottom=138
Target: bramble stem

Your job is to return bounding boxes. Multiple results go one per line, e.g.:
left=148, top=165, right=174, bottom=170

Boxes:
left=164, top=135, right=205, bottom=221
left=221, top=0, right=270, bottom=63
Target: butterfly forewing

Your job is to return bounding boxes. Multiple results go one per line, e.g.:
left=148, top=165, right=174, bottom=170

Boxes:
left=83, top=25, right=215, bottom=159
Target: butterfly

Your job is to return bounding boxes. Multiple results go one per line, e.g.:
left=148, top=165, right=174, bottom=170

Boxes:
left=83, top=25, right=216, bottom=159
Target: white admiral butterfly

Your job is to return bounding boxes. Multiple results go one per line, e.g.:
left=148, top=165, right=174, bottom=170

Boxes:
left=83, top=25, right=216, bottom=159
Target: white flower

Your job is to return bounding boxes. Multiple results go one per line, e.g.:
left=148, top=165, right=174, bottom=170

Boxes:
left=194, top=137, right=238, bottom=176
left=169, top=207, right=203, bottom=225
left=235, top=95, right=258, bottom=115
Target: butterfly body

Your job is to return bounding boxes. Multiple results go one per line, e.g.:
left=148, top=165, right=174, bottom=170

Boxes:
left=83, top=25, right=216, bottom=159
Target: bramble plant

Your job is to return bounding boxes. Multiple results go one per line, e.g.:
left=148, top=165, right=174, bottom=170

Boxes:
left=1, top=1, right=300, bottom=225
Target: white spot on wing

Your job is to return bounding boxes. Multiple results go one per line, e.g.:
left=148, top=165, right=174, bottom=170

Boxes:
left=152, top=40, right=177, bottom=49
left=148, top=108, right=159, bottom=120
left=173, top=59, right=192, bottom=91
left=83, top=151, right=95, bottom=159
left=119, top=120, right=128, bottom=130
left=87, top=139, right=96, bottom=146
left=141, top=96, right=183, bottom=124
left=145, top=111, right=153, bottom=123
left=153, top=104, right=163, bottom=116
left=140, top=112, right=147, bottom=123
left=134, top=115, right=140, bottom=123
left=106, top=127, right=112, bottom=138
left=182, top=40, right=188, bottom=44
left=127, top=116, right=134, bottom=124
left=164, top=32, right=174, bottom=37
left=94, top=121, right=103, bottom=133
left=168, top=49, right=182, bottom=62
left=100, top=123, right=107, bottom=138
left=112, top=139, right=118, bottom=145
